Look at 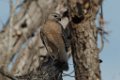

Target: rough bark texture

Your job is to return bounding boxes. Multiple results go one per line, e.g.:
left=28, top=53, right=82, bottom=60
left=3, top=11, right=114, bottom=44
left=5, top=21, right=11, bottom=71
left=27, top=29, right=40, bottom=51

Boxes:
left=71, top=21, right=100, bottom=80
left=68, top=0, right=103, bottom=80
left=0, top=0, right=103, bottom=80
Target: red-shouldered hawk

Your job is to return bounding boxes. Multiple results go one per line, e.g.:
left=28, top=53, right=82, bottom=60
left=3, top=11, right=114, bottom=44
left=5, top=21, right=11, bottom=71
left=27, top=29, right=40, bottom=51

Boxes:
left=40, top=13, right=68, bottom=71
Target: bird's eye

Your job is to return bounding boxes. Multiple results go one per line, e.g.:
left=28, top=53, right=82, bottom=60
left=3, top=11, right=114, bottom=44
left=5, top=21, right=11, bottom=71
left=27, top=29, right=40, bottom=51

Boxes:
left=54, top=15, right=58, bottom=18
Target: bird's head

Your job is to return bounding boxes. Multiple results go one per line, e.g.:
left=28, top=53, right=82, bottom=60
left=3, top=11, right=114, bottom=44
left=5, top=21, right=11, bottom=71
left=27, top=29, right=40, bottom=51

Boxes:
left=48, top=13, right=62, bottom=21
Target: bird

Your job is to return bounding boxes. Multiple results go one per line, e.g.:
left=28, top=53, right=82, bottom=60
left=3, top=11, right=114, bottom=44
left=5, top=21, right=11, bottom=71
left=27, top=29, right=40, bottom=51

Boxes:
left=40, top=13, right=69, bottom=71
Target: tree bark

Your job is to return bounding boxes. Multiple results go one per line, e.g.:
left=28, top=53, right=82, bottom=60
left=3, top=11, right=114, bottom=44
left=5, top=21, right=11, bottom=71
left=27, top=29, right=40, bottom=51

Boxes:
left=68, top=0, right=103, bottom=80
left=71, top=21, right=101, bottom=80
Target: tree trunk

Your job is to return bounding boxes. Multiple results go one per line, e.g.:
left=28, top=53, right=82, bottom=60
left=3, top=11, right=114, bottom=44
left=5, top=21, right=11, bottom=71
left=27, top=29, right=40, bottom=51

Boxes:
left=71, top=21, right=101, bottom=80
left=68, top=0, right=103, bottom=80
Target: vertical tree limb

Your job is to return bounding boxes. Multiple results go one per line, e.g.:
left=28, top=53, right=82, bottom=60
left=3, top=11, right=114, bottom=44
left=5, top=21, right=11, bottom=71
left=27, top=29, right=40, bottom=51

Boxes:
left=67, top=0, right=103, bottom=80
